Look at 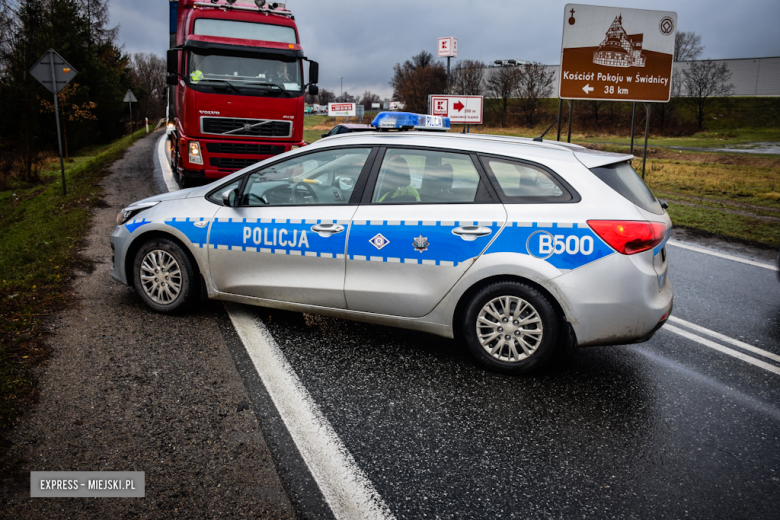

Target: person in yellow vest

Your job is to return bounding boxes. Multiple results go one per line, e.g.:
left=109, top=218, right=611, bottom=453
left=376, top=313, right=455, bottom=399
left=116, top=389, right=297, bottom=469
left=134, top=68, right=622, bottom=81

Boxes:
left=377, top=155, right=421, bottom=202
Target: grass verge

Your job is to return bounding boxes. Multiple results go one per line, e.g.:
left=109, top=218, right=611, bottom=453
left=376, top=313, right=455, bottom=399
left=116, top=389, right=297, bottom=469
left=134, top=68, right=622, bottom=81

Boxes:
left=0, top=129, right=150, bottom=456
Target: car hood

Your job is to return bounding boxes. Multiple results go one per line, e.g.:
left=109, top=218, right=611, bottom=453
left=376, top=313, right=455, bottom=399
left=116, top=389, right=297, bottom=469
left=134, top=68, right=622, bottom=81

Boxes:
left=128, top=187, right=198, bottom=207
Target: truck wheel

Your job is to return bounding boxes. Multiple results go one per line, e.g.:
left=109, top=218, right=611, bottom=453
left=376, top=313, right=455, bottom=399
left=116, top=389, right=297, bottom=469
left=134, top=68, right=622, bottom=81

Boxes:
left=462, top=282, right=562, bottom=374
left=132, top=238, right=198, bottom=314
left=178, top=171, right=195, bottom=188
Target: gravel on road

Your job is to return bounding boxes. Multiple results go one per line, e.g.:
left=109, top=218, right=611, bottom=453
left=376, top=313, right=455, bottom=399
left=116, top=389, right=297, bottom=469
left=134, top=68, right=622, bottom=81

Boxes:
left=0, top=133, right=295, bottom=519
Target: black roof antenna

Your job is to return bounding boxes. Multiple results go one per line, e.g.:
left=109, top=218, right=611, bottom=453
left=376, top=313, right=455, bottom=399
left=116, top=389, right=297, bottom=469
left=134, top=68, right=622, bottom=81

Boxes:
left=533, top=118, right=559, bottom=142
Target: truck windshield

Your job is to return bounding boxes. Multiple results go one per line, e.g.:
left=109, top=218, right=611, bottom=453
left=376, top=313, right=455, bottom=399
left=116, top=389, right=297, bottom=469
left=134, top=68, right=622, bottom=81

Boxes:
left=188, top=52, right=302, bottom=94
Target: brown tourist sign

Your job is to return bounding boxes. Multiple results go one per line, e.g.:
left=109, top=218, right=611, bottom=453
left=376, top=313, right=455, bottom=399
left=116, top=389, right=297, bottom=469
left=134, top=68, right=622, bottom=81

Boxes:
left=559, top=4, right=677, bottom=102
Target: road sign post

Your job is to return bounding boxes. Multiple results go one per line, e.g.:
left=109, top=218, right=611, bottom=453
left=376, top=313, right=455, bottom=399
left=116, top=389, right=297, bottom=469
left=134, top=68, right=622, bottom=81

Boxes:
left=438, top=37, right=457, bottom=93
left=29, top=49, right=77, bottom=195
left=429, top=95, right=483, bottom=126
left=123, top=90, right=138, bottom=138
left=558, top=5, right=677, bottom=162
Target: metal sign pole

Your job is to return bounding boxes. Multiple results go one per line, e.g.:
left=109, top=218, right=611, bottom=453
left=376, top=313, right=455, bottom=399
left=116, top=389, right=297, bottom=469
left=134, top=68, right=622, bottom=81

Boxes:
left=129, top=100, right=134, bottom=139
left=629, top=102, right=637, bottom=154
left=49, top=52, right=67, bottom=196
left=642, top=103, right=651, bottom=179
left=556, top=98, right=563, bottom=141
left=566, top=100, right=573, bottom=143
left=447, top=56, right=451, bottom=94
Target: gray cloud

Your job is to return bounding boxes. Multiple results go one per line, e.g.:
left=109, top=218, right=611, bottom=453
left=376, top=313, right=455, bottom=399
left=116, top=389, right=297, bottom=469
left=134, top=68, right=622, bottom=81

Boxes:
left=112, top=0, right=780, bottom=99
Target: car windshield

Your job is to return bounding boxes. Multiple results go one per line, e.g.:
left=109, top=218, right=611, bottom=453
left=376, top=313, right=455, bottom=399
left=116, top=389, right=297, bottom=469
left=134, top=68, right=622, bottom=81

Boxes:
left=188, top=52, right=302, bottom=93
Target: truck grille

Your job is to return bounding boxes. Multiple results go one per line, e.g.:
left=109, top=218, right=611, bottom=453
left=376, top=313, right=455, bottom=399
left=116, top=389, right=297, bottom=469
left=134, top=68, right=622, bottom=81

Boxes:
left=201, top=117, right=291, bottom=137
left=209, top=158, right=262, bottom=170
left=205, top=143, right=285, bottom=155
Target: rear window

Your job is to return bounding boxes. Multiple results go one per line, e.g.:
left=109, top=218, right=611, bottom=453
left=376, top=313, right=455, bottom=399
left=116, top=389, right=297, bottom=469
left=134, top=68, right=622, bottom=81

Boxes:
left=589, top=161, right=664, bottom=215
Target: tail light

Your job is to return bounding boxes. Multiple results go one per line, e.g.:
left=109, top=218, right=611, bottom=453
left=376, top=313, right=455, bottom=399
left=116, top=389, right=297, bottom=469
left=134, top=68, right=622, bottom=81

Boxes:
left=587, top=220, right=667, bottom=255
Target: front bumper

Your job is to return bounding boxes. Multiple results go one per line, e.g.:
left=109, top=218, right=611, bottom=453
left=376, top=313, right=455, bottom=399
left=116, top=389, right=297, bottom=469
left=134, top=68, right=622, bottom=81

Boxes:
left=179, top=136, right=304, bottom=180
left=110, top=225, right=133, bottom=285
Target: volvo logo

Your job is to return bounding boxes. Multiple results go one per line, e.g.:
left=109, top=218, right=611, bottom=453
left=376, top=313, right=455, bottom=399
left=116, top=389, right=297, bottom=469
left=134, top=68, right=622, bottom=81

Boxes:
left=199, top=110, right=220, bottom=115
left=243, top=124, right=252, bottom=131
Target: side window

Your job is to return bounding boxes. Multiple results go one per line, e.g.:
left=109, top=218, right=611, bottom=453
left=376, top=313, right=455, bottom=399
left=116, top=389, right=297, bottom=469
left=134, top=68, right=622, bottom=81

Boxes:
left=239, top=148, right=371, bottom=206
left=371, top=148, right=481, bottom=204
left=480, top=157, right=572, bottom=203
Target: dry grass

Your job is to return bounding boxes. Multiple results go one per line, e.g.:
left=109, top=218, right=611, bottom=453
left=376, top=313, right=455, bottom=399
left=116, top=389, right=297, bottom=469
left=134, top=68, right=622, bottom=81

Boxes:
left=641, top=155, right=780, bottom=208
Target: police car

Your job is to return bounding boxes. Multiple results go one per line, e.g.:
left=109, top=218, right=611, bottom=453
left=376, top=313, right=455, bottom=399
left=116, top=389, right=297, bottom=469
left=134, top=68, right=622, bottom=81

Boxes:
left=111, top=112, right=673, bottom=374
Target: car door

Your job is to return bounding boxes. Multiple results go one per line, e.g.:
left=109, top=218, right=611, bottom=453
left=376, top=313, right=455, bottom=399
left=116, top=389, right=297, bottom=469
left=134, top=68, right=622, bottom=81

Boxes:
left=344, top=147, right=507, bottom=317
left=209, top=146, right=377, bottom=309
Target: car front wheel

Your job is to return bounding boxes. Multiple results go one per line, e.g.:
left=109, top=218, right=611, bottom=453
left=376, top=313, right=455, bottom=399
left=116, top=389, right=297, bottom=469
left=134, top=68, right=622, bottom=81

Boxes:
left=133, top=239, right=198, bottom=313
left=462, top=282, right=562, bottom=374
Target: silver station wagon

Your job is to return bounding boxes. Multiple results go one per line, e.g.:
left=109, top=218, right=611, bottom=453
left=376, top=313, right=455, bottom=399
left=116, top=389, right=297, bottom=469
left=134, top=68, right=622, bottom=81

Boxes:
left=111, top=112, right=673, bottom=374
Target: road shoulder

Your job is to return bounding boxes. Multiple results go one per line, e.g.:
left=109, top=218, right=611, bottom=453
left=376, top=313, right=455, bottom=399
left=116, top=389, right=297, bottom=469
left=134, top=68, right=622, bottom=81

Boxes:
left=0, top=133, right=295, bottom=518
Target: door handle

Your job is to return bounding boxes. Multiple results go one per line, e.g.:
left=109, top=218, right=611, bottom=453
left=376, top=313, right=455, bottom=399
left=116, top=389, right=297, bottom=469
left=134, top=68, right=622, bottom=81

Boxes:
left=311, top=223, right=345, bottom=237
left=452, top=226, right=492, bottom=242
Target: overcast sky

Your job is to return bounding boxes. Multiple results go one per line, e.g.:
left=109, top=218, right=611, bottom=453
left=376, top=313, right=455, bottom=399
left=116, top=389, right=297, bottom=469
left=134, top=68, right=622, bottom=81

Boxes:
left=111, top=0, right=780, bottom=99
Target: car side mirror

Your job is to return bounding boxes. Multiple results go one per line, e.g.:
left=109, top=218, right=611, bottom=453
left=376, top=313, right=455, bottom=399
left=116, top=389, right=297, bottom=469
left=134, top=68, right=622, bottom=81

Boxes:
left=166, top=74, right=178, bottom=86
left=222, top=188, right=237, bottom=207
left=660, top=199, right=669, bottom=210
left=308, top=84, right=319, bottom=96
left=321, top=133, right=328, bottom=138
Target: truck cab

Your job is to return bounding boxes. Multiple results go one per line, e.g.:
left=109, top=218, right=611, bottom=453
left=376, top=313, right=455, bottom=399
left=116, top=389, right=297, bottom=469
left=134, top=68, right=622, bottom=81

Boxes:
left=167, top=0, right=318, bottom=186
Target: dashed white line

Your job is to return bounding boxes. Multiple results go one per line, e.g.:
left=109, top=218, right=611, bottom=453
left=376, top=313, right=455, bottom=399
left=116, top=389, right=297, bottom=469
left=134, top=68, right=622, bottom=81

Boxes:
left=669, top=316, right=780, bottom=364
left=664, top=324, right=780, bottom=376
left=667, top=239, right=778, bottom=271
left=226, top=303, right=395, bottom=520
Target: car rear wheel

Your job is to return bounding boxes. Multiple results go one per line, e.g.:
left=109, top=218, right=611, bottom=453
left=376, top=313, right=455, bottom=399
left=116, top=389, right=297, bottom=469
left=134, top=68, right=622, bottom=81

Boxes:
left=462, top=282, right=562, bottom=374
left=133, top=239, right=198, bottom=313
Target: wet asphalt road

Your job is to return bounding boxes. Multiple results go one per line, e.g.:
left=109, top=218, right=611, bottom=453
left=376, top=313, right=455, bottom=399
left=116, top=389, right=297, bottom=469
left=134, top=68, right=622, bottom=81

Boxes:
left=156, top=139, right=780, bottom=518
left=244, top=245, right=780, bottom=519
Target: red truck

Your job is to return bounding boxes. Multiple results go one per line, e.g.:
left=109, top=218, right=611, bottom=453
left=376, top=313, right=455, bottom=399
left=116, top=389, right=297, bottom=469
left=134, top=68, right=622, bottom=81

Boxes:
left=166, top=0, right=319, bottom=187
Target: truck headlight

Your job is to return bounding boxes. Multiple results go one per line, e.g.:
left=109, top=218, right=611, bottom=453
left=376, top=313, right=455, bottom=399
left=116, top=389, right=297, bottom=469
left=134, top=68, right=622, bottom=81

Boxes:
left=188, top=141, right=203, bottom=165
left=116, top=201, right=160, bottom=225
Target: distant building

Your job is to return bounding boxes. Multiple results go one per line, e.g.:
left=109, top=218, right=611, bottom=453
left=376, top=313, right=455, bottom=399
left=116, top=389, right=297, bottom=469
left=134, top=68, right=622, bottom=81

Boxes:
left=592, top=15, right=646, bottom=68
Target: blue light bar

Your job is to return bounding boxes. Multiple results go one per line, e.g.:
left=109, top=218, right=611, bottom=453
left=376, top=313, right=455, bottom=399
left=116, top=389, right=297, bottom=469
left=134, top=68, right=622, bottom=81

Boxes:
left=371, top=112, right=450, bottom=131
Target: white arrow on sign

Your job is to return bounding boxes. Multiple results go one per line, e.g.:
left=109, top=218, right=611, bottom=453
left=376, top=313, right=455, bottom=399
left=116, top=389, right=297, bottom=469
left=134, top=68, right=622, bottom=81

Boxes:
left=582, top=84, right=594, bottom=94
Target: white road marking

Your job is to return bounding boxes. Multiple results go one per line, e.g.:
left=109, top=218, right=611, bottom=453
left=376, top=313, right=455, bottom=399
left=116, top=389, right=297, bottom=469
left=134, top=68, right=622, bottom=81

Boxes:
left=226, top=303, right=396, bottom=520
left=155, top=134, right=393, bottom=519
left=669, top=316, right=780, bottom=364
left=667, top=239, right=778, bottom=271
left=155, top=134, right=180, bottom=192
left=664, top=324, right=780, bottom=376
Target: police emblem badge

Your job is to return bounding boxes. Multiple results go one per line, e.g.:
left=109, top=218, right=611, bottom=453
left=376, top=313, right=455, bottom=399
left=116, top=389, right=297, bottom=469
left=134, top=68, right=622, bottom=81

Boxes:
left=412, top=235, right=429, bottom=253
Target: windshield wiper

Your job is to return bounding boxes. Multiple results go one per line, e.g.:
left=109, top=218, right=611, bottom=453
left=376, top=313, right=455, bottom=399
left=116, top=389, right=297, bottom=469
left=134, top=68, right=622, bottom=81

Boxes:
left=245, top=81, right=293, bottom=97
left=198, top=78, right=242, bottom=94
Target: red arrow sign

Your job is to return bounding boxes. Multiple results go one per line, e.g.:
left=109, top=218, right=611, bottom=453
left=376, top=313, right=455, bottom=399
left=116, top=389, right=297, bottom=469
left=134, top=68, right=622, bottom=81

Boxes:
left=453, top=101, right=465, bottom=112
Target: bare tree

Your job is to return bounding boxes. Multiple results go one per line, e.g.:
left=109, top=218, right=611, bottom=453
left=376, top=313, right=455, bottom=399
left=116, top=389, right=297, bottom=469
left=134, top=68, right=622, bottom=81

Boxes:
left=451, top=59, right=484, bottom=96
left=359, top=90, right=380, bottom=110
left=335, top=91, right=357, bottom=103
left=317, top=88, right=335, bottom=105
left=674, top=31, right=703, bottom=62
left=390, top=50, right=447, bottom=114
left=485, top=65, right=520, bottom=128
left=130, top=53, right=167, bottom=123
left=681, top=60, right=734, bottom=129
left=515, top=62, right=554, bottom=128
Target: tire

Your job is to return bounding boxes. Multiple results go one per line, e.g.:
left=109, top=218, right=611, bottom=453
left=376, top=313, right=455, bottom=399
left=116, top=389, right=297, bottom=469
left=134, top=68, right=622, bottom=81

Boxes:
left=132, top=238, right=199, bottom=314
left=462, top=282, right=563, bottom=375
